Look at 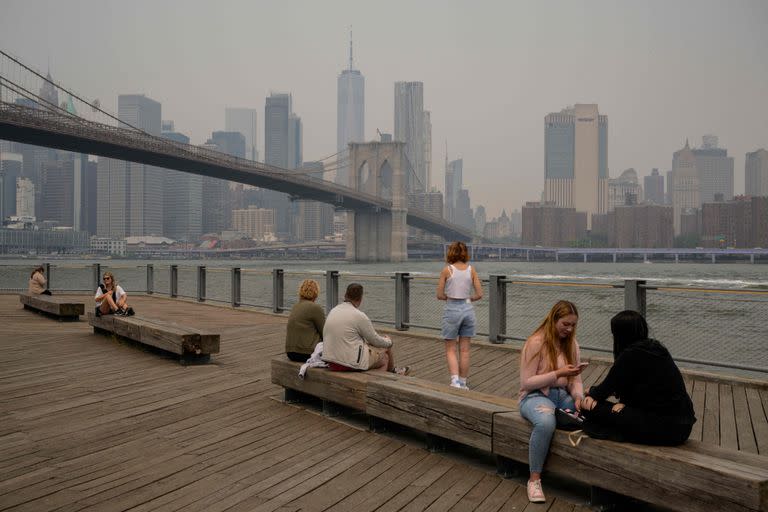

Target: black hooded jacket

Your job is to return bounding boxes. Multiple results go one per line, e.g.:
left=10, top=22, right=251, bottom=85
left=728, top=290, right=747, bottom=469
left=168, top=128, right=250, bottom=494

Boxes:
left=587, top=338, right=696, bottom=424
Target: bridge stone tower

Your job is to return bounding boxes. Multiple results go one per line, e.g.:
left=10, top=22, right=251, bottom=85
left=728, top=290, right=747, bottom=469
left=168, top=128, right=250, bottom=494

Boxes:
left=346, top=141, right=408, bottom=262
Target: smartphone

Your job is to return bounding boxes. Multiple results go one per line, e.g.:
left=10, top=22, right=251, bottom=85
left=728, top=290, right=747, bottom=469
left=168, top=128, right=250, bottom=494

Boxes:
left=578, top=362, right=589, bottom=369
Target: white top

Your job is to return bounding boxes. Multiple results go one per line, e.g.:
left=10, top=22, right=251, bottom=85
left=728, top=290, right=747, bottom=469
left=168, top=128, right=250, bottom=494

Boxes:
left=444, top=264, right=473, bottom=299
left=95, top=285, right=126, bottom=306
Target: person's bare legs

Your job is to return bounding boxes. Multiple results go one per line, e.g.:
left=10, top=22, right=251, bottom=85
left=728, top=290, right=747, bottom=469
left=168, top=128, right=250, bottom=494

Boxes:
left=458, top=337, right=471, bottom=379
left=371, top=349, right=392, bottom=372
left=445, top=340, right=459, bottom=375
left=101, top=293, right=118, bottom=313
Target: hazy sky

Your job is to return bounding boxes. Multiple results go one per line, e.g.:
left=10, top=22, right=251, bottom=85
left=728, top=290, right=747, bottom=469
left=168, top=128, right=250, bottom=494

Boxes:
left=1, top=0, right=767, bottom=218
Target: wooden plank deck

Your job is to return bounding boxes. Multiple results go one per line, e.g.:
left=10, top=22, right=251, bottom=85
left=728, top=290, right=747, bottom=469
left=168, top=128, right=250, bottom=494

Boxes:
left=1, top=293, right=766, bottom=511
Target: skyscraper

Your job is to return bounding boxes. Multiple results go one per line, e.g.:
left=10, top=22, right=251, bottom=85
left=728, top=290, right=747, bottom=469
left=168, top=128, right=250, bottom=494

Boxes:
left=162, top=128, right=202, bottom=241
left=544, top=104, right=608, bottom=228
left=745, top=148, right=768, bottom=197
left=644, top=168, right=665, bottom=204
left=264, top=92, right=301, bottom=238
left=444, top=157, right=463, bottom=223
left=0, top=153, right=22, bottom=221
left=670, top=140, right=700, bottom=235
left=40, top=160, right=74, bottom=226
left=336, top=32, right=364, bottom=186
left=98, top=94, right=163, bottom=237
left=394, top=81, right=426, bottom=192
left=607, top=168, right=642, bottom=211
left=225, top=108, right=258, bottom=161
left=692, top=135, right=734, bottom=203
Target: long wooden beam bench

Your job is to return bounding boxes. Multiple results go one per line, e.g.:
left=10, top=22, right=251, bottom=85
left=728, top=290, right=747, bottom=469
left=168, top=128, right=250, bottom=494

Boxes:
left=87, top=312, right=220, bottom=363
left=19, top=292, right=85, bottom=321
left=272, top=357, right=768, bottom=512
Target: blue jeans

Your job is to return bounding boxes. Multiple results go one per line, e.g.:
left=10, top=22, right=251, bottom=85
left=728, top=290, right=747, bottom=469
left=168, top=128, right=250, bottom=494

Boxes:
left=519, top=388, right=575, bottom=473
left=441, top=300, right=476, bottom=339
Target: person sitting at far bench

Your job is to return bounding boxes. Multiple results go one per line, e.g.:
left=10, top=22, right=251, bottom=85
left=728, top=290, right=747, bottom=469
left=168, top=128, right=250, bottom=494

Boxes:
left=95, top=271, right=134, bottom=316
left=322, top=283, right=410, bottom=375
left=28, top=265, right=52, bottom=295
left=285, top=279, right=325, bottom=362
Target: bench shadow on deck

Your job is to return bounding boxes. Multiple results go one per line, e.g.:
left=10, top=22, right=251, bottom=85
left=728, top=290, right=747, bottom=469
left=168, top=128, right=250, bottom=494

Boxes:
left=1, top=293, right=766, bottom=511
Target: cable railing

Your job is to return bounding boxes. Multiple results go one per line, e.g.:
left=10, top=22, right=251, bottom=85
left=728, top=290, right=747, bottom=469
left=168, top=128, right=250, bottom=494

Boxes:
left=2, top=263, right=767, bottom=374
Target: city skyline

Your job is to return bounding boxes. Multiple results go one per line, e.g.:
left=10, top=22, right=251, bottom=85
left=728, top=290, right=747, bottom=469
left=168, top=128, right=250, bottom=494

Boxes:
left=1, top=0, right=767, bottom=220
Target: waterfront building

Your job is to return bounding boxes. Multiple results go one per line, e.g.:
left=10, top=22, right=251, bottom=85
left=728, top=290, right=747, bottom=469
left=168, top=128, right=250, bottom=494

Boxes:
left=670, top=140, right=701, bottom=235
left=692, top=135, right=733, bottom=203
left=162, top=129, right=202, bottom=241
left=543, top=104, right=608, bottom=228
left=0, top=226, right=89, bottom=254
left=745, top=149, right=768, bottom=197
left=97, top=94, right=163, bottom=238
left=336, top=33, right=364, bottom=186
left=522, top=201, right=587, bottom=247
left=394, top=81, right=426, bottom=192
left=608, top=204, right=673, bottom=248
left=0, top=153, right=22, bottom=221
left=608, top=168, right=642, bottom=211
left=232, top=206, right=275, bottom=241
left=644, top=168, right=665, bottom=204
left=225, top=108, right=259, bottom=161
left=90, top=236, right=127, bottom=256
left=701, top=195, right=768, bottom=248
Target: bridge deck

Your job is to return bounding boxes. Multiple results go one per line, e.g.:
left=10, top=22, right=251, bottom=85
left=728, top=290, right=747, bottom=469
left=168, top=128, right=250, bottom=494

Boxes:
left=1, top=294, right=766, bottom=511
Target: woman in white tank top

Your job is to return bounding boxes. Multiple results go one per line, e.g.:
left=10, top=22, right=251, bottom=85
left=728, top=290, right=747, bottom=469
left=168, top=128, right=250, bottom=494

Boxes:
left=436, top=241, right=483, bottom=389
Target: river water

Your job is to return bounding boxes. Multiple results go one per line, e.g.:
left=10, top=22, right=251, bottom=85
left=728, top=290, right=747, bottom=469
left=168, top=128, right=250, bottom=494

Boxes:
left=2, top=258, right=767, bottom=376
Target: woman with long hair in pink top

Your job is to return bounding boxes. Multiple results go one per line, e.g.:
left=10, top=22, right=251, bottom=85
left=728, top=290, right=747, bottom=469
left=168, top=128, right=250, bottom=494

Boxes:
left=519, top=300, right=586, bottom=503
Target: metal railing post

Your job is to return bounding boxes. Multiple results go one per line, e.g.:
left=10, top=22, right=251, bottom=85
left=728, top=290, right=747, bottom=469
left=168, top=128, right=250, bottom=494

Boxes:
left=325, top=270, right=339, bottom=315
left=395, top=272, right=410, bottom=331
left=488, top=275, right=507, bottom=343
left=272, top=268, right=284, bottom=313
left=92, top=263, right=101, bottom=290
left=45, top=263, right=51, bottom=290
left=170, top=265, right=178, bottom=298
left=197, top=265, right=206, bottom=302
left=146, top=264, right=154, bottom=294
left=231, top=267, right=241, bottom=307
left=624, top=279, right=647, bottom=317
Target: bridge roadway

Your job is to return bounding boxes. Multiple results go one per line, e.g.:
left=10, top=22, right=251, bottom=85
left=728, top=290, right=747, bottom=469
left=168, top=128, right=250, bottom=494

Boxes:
left=2, top=293, right=768, bottom=510
left=0, top=103, right=472, bottom=242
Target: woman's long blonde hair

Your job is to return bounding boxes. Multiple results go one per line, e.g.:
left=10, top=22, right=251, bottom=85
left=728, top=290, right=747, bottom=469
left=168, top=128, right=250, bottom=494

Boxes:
left=103, top=271, right=117, bottom=290
left=526, top=300, right=579, bottom=370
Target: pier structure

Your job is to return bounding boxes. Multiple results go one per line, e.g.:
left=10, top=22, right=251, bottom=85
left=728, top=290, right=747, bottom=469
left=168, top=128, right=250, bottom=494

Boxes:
left=1, top=291, right=767, bottom=510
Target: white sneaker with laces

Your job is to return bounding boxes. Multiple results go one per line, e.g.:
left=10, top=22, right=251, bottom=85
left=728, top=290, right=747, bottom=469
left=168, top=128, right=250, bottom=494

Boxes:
left=450, top=377, right=462, bottom=388
left=527, top=479, right=546, bottom=503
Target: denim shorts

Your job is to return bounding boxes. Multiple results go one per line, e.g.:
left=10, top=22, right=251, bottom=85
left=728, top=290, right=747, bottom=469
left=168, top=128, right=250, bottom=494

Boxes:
left=441, top=300, right=476, bottom=339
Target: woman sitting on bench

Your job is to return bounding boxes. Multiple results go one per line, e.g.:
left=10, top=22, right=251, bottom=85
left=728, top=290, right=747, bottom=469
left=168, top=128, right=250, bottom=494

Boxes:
left=580, top=310, right=695, bottom=445
left=95, top=271, right=133, bottom=316
left=285, top=279, right=325, bottom=362
left=28, top=265, right=52, bottom=295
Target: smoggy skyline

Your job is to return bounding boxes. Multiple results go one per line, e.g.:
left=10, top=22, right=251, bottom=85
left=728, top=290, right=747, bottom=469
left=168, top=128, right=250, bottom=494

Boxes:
left=1, top=0, right=766, bottom=218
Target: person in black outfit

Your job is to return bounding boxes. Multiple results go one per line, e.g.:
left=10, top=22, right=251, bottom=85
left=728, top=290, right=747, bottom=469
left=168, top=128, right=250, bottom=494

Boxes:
left=580, top=310, right=696, bottom=445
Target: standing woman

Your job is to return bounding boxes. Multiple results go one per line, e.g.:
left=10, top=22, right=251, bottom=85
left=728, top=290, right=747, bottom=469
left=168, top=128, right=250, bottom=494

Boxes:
left=28, top=265, right=51, bottom=295
left=519, top=300, right=586, bottom=503
left=436, top=241, right=483, bottom=389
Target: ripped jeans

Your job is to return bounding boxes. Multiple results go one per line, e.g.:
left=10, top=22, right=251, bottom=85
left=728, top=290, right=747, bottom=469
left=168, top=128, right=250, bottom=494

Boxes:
left=519, top=388, right=575, bottom=473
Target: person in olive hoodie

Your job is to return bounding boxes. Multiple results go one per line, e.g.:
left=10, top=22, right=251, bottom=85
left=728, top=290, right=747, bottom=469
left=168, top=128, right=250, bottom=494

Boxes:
left=580, top=310, right=696, bottom=445
left=285, top=279, right=325, bottom=362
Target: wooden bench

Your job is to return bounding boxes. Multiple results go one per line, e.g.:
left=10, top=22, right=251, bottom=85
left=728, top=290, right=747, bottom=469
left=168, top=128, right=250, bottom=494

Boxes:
left=19, top=292, right=85, bottom=320
left=272, top=357, right=768, bottom=512
left=87, top=312, right=220, bottom=362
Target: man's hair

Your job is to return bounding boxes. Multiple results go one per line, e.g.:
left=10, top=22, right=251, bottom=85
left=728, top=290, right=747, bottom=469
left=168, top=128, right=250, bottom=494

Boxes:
left=344, top=283, right=364, bottom=302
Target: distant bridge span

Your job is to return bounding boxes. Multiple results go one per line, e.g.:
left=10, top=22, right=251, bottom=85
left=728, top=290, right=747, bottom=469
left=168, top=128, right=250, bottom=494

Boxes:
left=0, top=103, right=472, bottom=242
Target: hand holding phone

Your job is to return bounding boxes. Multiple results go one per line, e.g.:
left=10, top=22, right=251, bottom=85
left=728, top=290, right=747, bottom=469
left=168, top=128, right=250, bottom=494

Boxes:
left=578, top=362, right=589, bottom=370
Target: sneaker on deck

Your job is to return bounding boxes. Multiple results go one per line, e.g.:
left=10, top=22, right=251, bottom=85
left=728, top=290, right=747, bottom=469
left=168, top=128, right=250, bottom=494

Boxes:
left=392, top=366, right=411, bottom=376
left=527, top=479, right=546, bottom=503
left=450, top=377, right=462, bottom=388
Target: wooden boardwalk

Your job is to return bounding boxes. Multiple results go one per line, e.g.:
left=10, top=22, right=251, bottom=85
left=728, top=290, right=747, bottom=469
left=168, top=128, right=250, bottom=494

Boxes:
left=0, top=294, right=766, bottom=512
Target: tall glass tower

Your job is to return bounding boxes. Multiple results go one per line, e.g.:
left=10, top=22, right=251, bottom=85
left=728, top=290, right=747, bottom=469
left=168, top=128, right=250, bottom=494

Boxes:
left=336, top=30, right=364, bottom=186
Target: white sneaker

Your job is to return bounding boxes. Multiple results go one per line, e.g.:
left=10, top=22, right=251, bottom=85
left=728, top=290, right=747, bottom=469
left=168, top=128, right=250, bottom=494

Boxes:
left=527, top=479, right=546, bottom=503
left=450, top=377, right=462, bottom=388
